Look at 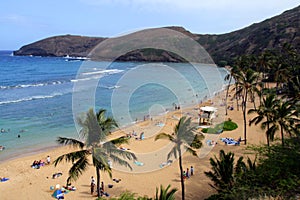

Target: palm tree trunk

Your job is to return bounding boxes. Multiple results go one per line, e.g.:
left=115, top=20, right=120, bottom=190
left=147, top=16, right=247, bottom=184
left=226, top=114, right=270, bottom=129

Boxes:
left=96, top=166, right=101, bottom=197
left=235, top=84, right=239, bottom=111
left=225, top=76, right=232, bottom=116
left=242, top=92, right=248, bottom=145
left=280, top=125, right=284, bottom=147
left=266, top=119, right=270, bottom=147
left=178, top=148, right=185, bottom=200
left=252, top=93, right=256, bottom=110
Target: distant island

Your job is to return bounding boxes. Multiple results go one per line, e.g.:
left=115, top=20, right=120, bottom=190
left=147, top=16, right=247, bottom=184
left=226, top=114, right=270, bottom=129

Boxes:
left=14, top=5, right=299, bottom=66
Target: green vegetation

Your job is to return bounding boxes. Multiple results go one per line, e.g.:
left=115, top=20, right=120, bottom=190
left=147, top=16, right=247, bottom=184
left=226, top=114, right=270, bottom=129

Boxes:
left=96, top=184, right=177, bottom=200
left=202, top=121, right=238, bottom=134
left=190, top=134, right=204, bottom=149
left=205, top=150, right=256, bottom=195
left=208, top=43, right=300, bottom=199
left=206, top=139, right=300, bottom=199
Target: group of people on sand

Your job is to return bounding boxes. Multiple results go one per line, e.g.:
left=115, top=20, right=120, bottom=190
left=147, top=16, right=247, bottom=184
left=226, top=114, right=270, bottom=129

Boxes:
left=31, top=160, right=45, bottom=169
left=227, top=105, right=234, bottom=111
left=221, top=137, right=241, bottom=146
left=31, top=155, right=51, bottom=169
left=126, top=130, right=145, bottom=140
left=182, top=166, right=194, bottom=180
left=90, top=176, right=110, bottom=197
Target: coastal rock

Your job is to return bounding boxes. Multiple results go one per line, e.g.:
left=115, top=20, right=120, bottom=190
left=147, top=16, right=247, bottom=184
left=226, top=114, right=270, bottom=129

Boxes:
left=13, top=35, right=106, bottom=57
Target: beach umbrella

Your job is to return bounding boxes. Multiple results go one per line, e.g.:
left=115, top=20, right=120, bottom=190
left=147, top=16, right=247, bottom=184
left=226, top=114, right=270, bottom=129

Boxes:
left=200, top=106, right=217, bottom=112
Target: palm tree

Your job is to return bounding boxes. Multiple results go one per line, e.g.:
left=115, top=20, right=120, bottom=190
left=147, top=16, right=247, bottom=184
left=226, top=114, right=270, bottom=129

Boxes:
left=271, top=100, right=299, bottom=146
left=155, top=184, right=178, bottom=200
left=54, top=108, right=136, bottom=197
left=204, top=150, right=235, bottom=192
left=155, top=116, right=198, bottom=200
left=224, top=65, right=239, bottom=115
left=248, top=93, right=279, bottom=146
left=256, top=50, right=275, bottom=90
left=96, top=109, right=118, bottom=135
left=205, top=150, right=255, bottom=193
left=234, top=68, right=259, bottom=144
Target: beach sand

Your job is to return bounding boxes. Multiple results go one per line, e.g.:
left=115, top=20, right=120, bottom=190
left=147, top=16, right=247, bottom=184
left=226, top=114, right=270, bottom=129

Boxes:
left=0, top=88, right=266, bottom=200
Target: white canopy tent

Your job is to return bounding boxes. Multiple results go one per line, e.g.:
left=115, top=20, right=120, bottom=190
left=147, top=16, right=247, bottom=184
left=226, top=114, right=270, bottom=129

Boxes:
left=199, top=106, right=217, bottom=125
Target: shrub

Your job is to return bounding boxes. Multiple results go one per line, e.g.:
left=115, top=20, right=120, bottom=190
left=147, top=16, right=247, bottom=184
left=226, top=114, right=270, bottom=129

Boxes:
left=191, top=134, right=204, bottom=149
left=223, top=121, right=238, bottom=131
left=201, top=121, right=238, bottom=134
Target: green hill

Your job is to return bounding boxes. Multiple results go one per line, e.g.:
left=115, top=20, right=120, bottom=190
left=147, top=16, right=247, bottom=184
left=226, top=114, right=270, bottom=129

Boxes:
left=14, top=5, right=300, bottom=65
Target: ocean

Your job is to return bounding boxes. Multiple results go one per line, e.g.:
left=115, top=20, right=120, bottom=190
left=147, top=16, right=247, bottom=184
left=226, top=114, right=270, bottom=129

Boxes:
left=0, top=50, right=228, bottom=162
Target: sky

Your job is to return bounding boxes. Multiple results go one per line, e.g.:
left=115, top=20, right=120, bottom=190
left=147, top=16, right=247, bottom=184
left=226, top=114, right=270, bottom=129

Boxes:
left=1, top=0, right=299, bottom=50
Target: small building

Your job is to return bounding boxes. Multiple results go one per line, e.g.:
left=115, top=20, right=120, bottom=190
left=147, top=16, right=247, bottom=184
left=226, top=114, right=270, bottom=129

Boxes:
left=198, top=106, right=217, bottom=125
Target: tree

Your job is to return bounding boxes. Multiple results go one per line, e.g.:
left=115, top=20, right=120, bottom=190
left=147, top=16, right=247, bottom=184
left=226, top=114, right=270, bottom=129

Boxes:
left=205, top=150, right=256, bottom=193
left=96, top=109, right=118, bottom=135
left=155, top=184, right=178, bottom=200
left=54, top=108, right=136, bottom=197
left=248, top=93, right=279, bottom=146
left=155, top=116, right=199, bottom=200
left=256, top=50, right=275, bottom=90
left=271, top=100, right=299, bottom=146
left=204, top=150, right=235, bottom=193
left=224, top=65, right=239, bottom=115
left=234, top=67, right=259, bottom=144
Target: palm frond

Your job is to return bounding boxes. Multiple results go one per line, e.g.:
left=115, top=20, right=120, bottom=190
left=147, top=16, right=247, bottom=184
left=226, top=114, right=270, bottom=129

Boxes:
left=92, top=148, right=112, bottom=177
left=103, top=142, right=137, bottom=161
left=155, top=133, right=174, bottom=141
left=56, top=137, right=85, bottom=149
left=167, top=146, right=178, bottom=160
left=53, top=149, right=89, bottom=167
left=184, top=145, right=197, bottom=157
left=110, top=136, right=130, bottom=146
left=109, top=154, right=133, bottom=171
left=67, top=155, right=90, bottom=183
left=155, top=184, right=178, bottom=200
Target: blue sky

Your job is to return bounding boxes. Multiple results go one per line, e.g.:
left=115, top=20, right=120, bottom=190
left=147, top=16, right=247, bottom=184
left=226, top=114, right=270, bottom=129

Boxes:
left=1, top=0, right=299, bottom=50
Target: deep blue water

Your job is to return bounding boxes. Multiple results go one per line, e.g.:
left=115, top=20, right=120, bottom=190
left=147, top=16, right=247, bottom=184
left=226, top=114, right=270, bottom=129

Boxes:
left=0, top=50, right=228, bottom=162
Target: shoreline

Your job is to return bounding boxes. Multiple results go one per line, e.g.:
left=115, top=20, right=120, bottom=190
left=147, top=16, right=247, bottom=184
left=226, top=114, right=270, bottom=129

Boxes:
left=0, top=83, right=224, bottom=164
left=0, top=86, right=268, bottom=200
left=0, top=144, right=60, bottom=164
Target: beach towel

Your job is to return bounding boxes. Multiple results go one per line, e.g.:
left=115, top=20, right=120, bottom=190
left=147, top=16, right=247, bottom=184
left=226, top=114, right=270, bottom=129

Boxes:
left=156, top=123, right=165, bottom=127
left=52, top=189, right=64, bottom=199
left=221, top=138, right=240, bottom=145
left=134, top=161, right=144, bottom=166
left=0, top=178, right=9, bottom=182
left=159, top=160, right=172, bottom=168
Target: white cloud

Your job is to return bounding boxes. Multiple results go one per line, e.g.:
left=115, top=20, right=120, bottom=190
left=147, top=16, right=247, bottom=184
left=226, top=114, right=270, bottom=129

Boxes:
left=0, top=14, right=29, bottom=24
left=0, top=13, right=49, bottom=31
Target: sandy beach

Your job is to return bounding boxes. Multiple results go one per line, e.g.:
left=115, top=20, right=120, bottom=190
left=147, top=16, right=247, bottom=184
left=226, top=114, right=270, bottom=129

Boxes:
left=0, top=88, right=266, bottom=200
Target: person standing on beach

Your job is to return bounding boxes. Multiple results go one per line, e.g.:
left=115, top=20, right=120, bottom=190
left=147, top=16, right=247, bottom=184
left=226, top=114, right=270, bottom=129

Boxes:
left=190, top=166, right=194, bottom=176
left=91, top=176, right=95, bottom=195
left=101, top=181, right=104, bottom=192
left=47, top=155, right=51, bottom=164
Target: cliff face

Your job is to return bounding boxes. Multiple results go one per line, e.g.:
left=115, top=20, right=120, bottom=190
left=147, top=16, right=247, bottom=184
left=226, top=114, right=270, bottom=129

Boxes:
left=196, top=5, right=300, bottom=65
left=13, top=5, right=300, bottom=64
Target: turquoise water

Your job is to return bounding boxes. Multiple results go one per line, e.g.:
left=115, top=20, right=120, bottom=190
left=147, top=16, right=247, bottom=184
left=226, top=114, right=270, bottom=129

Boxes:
left=0, top=51, right=228, bottom=162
